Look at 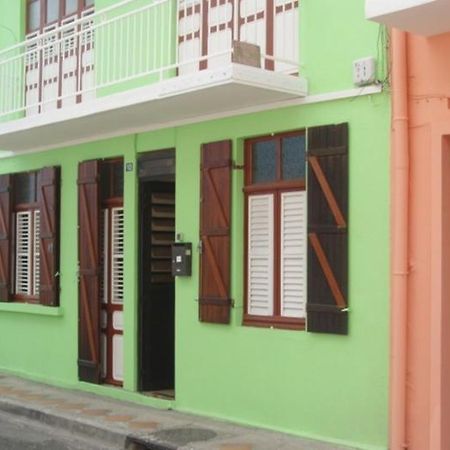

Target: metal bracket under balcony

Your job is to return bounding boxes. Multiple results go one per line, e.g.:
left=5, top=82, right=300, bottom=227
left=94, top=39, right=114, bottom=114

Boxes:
left=0, top=63, right=306, bottom=153
left=366, top=0, right=450, bottom=36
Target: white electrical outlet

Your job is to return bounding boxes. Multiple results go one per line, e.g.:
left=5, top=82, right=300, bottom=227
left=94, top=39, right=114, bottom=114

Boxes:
left=353, top=57, right=376, bottom=86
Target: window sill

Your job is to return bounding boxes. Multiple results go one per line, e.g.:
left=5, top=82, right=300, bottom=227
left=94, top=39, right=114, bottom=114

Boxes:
left=0, top=302, right=63, bottom=316
left=243, top=314, right=305, bottom=330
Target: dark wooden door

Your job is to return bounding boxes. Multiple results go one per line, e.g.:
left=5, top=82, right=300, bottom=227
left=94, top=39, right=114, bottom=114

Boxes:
left=139, top=180, right=175, bottom=392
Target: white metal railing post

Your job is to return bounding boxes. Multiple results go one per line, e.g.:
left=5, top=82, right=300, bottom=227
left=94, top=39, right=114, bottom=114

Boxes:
left=174, top=0, right=179, bottom=67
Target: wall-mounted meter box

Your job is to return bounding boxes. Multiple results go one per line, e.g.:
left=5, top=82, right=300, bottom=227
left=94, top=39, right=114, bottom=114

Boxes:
left=171, top=243, right=192, bottom=276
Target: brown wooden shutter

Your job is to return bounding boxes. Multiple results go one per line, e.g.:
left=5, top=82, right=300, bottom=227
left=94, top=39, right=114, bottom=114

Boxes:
left=199, top=140, right=232, bottom=324
left=37, top=167, right=60, bottom=306
left=0, top=174, right=12, bottom=301
left=78, top=160, right=101, bottom=383
left=307, top=123, right=349, bottom=335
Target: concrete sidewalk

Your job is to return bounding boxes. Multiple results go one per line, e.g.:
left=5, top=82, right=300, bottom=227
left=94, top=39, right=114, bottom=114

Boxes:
left=0, top=373, right=357, bottom=450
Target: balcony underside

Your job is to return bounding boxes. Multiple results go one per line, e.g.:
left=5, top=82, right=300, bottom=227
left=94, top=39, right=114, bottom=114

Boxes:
left=0, top=64, right=307, bottom=154
left=366, top=0, right=450, bottom=36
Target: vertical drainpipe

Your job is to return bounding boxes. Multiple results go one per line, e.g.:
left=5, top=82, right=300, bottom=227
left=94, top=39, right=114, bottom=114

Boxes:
left=390, top=28, right=409, bottom=450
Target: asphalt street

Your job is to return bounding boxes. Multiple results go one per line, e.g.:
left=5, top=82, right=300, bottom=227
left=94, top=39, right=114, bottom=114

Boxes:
left=0, top=410, right=118, bottom=450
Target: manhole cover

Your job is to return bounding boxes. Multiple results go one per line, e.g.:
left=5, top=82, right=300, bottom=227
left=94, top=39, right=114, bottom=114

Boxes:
left=152, top=427, right=217, bottom=446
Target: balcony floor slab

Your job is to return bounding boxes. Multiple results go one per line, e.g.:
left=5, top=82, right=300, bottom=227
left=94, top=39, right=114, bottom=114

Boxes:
left=366, top=0, right=450, bottom=36
left=0, top=64, right=307, bottom=154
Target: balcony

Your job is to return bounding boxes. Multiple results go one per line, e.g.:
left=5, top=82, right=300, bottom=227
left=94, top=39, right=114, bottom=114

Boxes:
left=0, top=0, right=306, bottom=154
left=366, top=0, right=450, bottom=36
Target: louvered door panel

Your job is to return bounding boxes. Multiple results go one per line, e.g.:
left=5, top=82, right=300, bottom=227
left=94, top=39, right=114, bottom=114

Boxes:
left=15, top=211, right=32, bottom=296
left=280, top=191, right=306, bottom=318
left=178, top=0, right=202, bottom=75
left=207, top=0, right=233, bottom=69
left=247, top=194, right=274, bottom=316
left=33, top=211, right=40, bottom=296
left=111, top=207, right=124, bottom=304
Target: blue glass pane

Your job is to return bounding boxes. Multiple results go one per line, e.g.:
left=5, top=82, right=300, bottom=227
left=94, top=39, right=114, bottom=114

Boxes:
left=252, top=140, right=276, bottom=183
left=46, top=0, right=60, bottom=23
left=65, top=0, right=78, bottom=15
left=28, top=2, right=40, bottom=31
left=282, top=135, right=306, bottom=180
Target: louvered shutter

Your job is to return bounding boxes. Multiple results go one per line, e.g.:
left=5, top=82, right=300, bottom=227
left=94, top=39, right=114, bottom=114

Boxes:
left=199, top=140, right=232, bottom=324
left=307, top=123, right=349, bottom=335
left=37, top=167, right=60, bottom=306
left=280, top=191, right=307, bottom=318
left=15, top=211, right=32, bottom=295
left=111, top=207, right=124, bottom=304
left=0, top=174, right=11, bottom=301
left=78, top=160, right=101, bottom=383
left=247, top=194, right=274, bottom=316
left=33, top=211, right=40, bottom=296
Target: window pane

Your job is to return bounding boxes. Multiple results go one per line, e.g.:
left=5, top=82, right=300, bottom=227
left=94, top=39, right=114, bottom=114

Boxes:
left=85, top=0, right=94, bottom=7
left=14, top=173, right=37, bottom=205
left=282, top=135, right=306, bottom=180
left=65, top=0, right=78, bottom=15
left=46, top=0, right=60, bottom=23
left=28, top=1, right=40, bottom=31
left=100, top=163, right=111, bottom=201
left=252, top=140, right=277, bottom=184
left=112, top=161, right=124, bottom=198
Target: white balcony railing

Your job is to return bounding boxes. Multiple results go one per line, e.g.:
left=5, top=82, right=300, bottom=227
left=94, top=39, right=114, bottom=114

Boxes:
left=0, top=0, right=299, bottom=122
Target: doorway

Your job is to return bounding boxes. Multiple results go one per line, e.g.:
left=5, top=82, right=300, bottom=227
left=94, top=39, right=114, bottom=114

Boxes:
left=138, top=150, right=176, bottom=398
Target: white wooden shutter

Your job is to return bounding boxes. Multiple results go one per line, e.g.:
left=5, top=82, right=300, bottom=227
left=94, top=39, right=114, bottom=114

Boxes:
left=15, top=211, right=32, bottom=295
left=33, top=210, right=40, bottom=296
left=280, top=191, right=306, bottom=318
left=111, top=207, right=124, bottom=304
left=247, top=194, right=274, bottom=316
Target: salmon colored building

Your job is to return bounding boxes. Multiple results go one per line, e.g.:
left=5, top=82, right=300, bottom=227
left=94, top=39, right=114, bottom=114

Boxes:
left=367, top=1, right=450, bottom=449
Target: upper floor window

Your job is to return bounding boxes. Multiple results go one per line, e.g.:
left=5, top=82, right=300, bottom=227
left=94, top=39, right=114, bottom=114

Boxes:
left=244, top=131, right=307, bottom=329
left=27, top=0, right=95, bottom=33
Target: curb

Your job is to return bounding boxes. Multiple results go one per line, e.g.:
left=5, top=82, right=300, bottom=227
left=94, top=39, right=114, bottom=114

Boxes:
left=0, top=397, right=186, bottom=450
left=0, top=397, right=128, bottom=448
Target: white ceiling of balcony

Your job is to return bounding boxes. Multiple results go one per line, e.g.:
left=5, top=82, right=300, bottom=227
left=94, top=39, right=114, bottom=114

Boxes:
left=366, top=0, right=450, bottom=36
left=0, top=64, right=307, bottom=154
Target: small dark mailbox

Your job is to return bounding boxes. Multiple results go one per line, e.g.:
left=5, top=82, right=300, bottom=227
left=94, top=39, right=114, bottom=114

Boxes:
left=171, top=243, right=192, bottom=276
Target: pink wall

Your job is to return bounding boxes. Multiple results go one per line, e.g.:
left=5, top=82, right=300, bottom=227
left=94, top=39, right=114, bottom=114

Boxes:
left=400, top=32, right=450, bottom=450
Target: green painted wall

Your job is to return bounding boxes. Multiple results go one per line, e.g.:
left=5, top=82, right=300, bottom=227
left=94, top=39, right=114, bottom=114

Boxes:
left=0, top=1, right=390, bottom=449
left=0, top=1, right=23, bottom=50
left=0, top=92, right=390, bottom=449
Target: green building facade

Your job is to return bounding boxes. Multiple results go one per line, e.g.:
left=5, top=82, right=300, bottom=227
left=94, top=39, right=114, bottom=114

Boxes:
left=0, top=1, right=389, bottom=449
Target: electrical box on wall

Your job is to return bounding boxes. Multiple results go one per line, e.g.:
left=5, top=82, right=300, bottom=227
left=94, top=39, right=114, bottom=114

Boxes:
left=353, top=57, right=376, bottom=86
left=172, top=243, right=192, bottom=276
